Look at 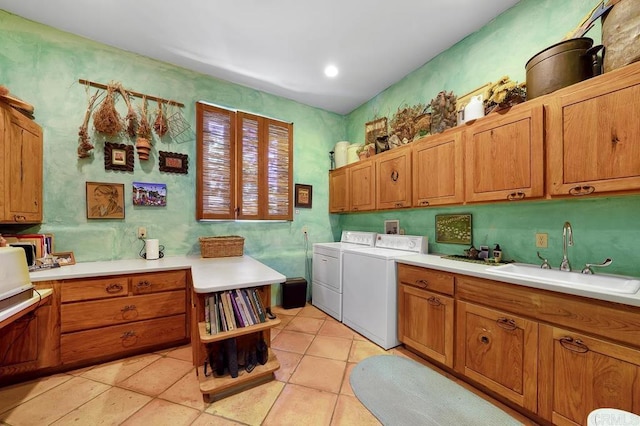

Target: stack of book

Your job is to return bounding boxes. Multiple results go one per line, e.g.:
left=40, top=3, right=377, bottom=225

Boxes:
left=204, top=287, right=269, bottom=334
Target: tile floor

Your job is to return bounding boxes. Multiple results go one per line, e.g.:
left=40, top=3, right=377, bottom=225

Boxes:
left=0, top=304, right=534, bottom=426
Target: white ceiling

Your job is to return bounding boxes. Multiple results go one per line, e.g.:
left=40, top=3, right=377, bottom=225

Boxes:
left=0, top=0, right=520, bottom=114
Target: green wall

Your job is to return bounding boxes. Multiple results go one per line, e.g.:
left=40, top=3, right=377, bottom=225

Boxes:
left=341, top=0, right=640, bottom=277
left=0, top=10, right=344, bottom=298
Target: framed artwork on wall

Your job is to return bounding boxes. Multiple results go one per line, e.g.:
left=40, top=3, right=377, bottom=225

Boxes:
left=52, top=251, right=75, bottom=266
left=104, top=142, right=134, bottom=172
left=435, top=213, right=472, bottom=244
left=133, top=181, right=167, bottom=207
left=159, top=151, right=188, bottom=174
left=295, top=184, right=312, bottom=208
left=384, top=220, right=399, bottom=235
left=86, top=182, right=125, bottom=219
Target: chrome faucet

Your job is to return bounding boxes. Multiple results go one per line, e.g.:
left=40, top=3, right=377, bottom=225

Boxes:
left=560, top=221, right=573, bottom=271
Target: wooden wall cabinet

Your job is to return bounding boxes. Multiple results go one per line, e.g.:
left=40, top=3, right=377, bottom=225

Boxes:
left=412, top=128, right=464, bottom=207
left=464, top=104, right=544, bottom=203
left=375, top=146, right=412, bottom=210
left=547, top=64, right=640, bottom=197
left=348, top=159, right=375, bottom=212
left=0, top=102, right=43, bottom=223
left=329, top=167, right=348, bottom=213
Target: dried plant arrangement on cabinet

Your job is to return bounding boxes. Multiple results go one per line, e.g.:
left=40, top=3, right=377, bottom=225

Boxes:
left=429, top=91, right=457, bottom=134
left=388, top=103, right=426, bottom=148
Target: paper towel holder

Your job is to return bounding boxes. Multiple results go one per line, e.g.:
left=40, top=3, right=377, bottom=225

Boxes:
left=139, top=239, right=165, bottom=260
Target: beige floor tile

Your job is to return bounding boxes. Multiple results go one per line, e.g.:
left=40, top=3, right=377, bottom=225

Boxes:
left=51, top=386, right=151, bottom=425
left=306, top=335, right=352, bottom=361
left=121, top=398, right=200, bottom=426
left=79, top=353, right=162, bottom=385
left=331, top=394, right=381, bottom=426
left=205, top=379, right=284, bottom=426
left=0, top=376, right=109, bottom=425
left=340, top=363, right=357, bottom=396
left=0, top=374, right=72, bottom=414
left=165, top=344, right=193, bottom=362
left=289, top=355, right=346, bottom=393
left=118, top=357, right=194, bottom=397
left=270, top=330, right=315, bottom=354
left=273, top=313, right=295, bottom=329
left=297, top=305, right=328, bottom=319
left=159, top=369, right=208, bottom=411
left=191, top=412, right=246, bottom=425
left=348, top=340, right=388, bottom=363
left=271, top=349, right=303, bottom=383
left=270, top=327, right=282, bottom=340
left=262, top=383, right=337, bottom=426
left=317, top=320, right=358, bottom=339
left=284, top=316, right=324, bottom=334
left=272, top=305, right=303, bottom=316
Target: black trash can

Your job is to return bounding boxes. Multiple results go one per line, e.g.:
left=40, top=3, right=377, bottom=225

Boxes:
left=282, top=277, right=307, bottom=309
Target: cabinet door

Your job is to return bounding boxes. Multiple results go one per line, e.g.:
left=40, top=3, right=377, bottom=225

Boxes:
left=412, top=129, right=464, bottom=207
left=539, top=325, right=640, bottom=426
left=398, top=284, right=454, bottom=367
left=1, top=104, right=43, bottom=223
left=464, top=105, right=544, bottom=203
left=329, top=168, right=348, bottom=213
left=348, top=160, right=375, bottom=211
left=547, top=68, right=640, bottom=196
left=376, top=147, right=411, bottom=209
left=456, top=301, right=538, bottom=412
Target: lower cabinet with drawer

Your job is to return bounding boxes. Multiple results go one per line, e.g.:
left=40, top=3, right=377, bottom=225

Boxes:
left=59, top=270, right=189, bottom=366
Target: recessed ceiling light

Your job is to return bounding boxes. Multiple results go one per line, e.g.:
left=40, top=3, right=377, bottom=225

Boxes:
left=324, top=65, right=339, bottom=78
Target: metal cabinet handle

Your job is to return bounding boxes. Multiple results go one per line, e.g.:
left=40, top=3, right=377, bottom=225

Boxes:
left=415, top=279, right=428, bottom=289
left=13, top=215, right=27, bottom=222
left=136, top=280, right=151, bottom=290
left=569, top=185, right=595, bottom=196
left=395, top=202, right=404, bottom=208
left=427, top=296, right=442, bottom=306
left=391, top=170, right=399, bottom=182
left=106, top=283, right=123, bottom=293
left=121, top=331, right=136, bottom=339
left=496, top=317, right=517, bottom=331
left=481, top=336, right=490, bottom=344
left=559, top=336, right=589, bottom=353
left=121, top=304, right=136, bottom=313
left=419, top=200, right=430, bottom=206
left=507, top=191, right=525, bottom=201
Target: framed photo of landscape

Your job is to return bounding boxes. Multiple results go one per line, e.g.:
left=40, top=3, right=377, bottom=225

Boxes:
left=435, top=213, right=472, bottom=245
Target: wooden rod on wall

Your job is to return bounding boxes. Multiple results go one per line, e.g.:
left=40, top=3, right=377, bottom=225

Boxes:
left=78, top=79, right=185, bottom=107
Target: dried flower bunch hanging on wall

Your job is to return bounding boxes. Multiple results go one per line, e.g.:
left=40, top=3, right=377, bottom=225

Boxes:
left=77, top=89, right=102, bottom=158
left=136, top=96, right=152, bottom=161
left=118, top=84, right=138, bottom=138
left=153, top=101, right=168, bottom=137
left=92, top=83, right=122, bottom=136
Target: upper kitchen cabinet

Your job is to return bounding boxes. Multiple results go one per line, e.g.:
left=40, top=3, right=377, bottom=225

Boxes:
left=547, top=62, right=640, bottom=197
left=0, top=102, right=43, bottom=223
left=349, top=159, right=376, bottom=212
left=464, top=103, right=544, bottom=203
left=329, top=167, right=348, bottom=213
left=376, top=145, right=411, bottom=210
left=412, top=128, right=464, bottom=207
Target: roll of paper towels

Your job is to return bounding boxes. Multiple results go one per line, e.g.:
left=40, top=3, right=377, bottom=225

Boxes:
left=334, top=141, right=350, bottom=168
left=145, top=239, right=160, bottom=260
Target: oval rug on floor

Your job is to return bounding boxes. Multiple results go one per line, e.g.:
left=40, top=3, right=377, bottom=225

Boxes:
left=350, top=355, right=523, bottom=426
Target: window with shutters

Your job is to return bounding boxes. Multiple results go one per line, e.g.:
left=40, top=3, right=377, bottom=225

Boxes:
left=196, top=102, right=293, bottom=221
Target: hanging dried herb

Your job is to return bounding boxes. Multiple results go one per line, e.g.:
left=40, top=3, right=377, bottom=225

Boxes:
left=77, top=89, right=102, bottom=158
left=117, top=84, right=138, bottom=138
left=93, top=83, right=122, bottom=136
left=153, top=101, right=168, bottom=137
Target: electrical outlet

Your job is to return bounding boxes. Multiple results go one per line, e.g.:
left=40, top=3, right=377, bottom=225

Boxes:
left=138, top=227, right=147, bottom=239
left=301, top=226, right=308, bottom=234
left=536, top=233, right=548, bottom=248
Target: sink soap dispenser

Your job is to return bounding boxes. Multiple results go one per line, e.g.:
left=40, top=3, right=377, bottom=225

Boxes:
left=493, top=244, right=502, bottom=263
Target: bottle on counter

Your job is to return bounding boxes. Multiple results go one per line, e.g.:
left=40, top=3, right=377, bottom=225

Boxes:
left=493, top=244, right=502, bottom=263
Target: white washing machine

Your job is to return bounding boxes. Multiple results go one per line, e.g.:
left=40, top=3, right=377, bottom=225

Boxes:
left=342, top=234, right=427, bottom=350
left=312, top=231, right=376, bottom=321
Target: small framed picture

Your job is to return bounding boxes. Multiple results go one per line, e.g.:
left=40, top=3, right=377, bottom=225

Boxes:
left=52, top=251, right=75, bottom=266
left=384, top=219, right=399, bottom=235
left=86, top=182, right=125, bottom=219
left=105, top=142, right=134, bottom=172
left=295, top=184, right=313, bottom=208
left=435, top=213, right=472, bottom=244
left=159, top=151, right=188, bottom=174
left=133, top=181, right=167, bottom=207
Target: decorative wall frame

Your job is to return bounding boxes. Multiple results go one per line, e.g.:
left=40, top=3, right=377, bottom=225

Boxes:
left=52, top=251, right=75, bottom=266
left=86, top=181, right=125, bottom=219
left=295, top=184, right=313, bottom=208
left=365, top=117, right=388, bottom=146
left=384, top=219, right=399, bottom=235
left=159, top=151, right=188, bottom=174
left=133, top=181, right=167, bottom=207
left=104, top=142, right=134, bottom=172
left=435, top=214, right=472, bottom=245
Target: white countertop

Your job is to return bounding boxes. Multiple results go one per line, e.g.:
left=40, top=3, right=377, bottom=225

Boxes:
left=0, top=288, right=53, bottom=327
left=395, top=254, right=640, bottom=308
left=28, top=255, right=286, bottom=293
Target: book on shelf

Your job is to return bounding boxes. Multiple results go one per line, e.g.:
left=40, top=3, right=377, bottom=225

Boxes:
left=222, top=291, right=237, bottom=330
left=229, top=290, right=247, bottom=327
left=235, top=289, right=254, bottom=326
left=205, top=296, right=211, bottom=334
left=204, top=287, right=272, bottom=334
left=251, top=288, right=267, bottom=322
left=218, top=295, right=228, bottom=332
left=240, top=288, right=259, bottom=324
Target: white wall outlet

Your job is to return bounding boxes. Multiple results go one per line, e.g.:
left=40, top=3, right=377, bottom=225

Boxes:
left=301, top=226, right=308, bottom=234
left=138, top=227, right=147, bottom=239
left=536, top=233, right=548, bottom=248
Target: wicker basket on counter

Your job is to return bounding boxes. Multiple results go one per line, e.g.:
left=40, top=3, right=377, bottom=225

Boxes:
left=199, top=236, right=244, bottom=258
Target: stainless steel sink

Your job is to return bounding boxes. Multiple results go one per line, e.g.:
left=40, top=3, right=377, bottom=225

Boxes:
left=484, top=263, right=640, bottom=295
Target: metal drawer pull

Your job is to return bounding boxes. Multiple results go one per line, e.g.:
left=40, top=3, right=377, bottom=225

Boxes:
left=481, top=335, right=490, bottom=344
left=121, top=304, right=137, bottom=312
left=427, top=296, right=442, bottom=306
left=391, top=170, right=399, bottom=182
left=136, top=280, right=151, bottom=289
left=569, top=185, right=595, bottom=196
left=420, top=200, right=430, bottom=206
left=496, top=317, right=517, bottom=331
left=121, top=331, right=136, bottom=339
left=415, top=279, right=428, bottom=288
left=395, top=202, right=404, bottom=207
left=507, top=191, right=525, bottom=201
left=559, top=336, right=589, bottom=353
left=106, top=283, right=123, bottom=293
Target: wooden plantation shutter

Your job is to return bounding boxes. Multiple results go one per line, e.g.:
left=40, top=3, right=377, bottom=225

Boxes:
left=267, top=120, right=293, bottom=219
left=238, top=113, right=260, bottom=218
left=196, top=103, right=236, bottom=220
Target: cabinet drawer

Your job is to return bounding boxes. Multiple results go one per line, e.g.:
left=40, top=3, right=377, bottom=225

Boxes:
left=61, top=290, right=186, bottom=333
left=131, top=270, right=187, bottom=294
left=61, top=314, right=186, bottom=364
left=61, top=276, right=129, bottom=303
left=397, top=264, right=454, bottom=296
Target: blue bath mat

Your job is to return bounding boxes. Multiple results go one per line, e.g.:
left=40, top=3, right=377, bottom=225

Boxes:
left=350, top=355, right=523, bottom=426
